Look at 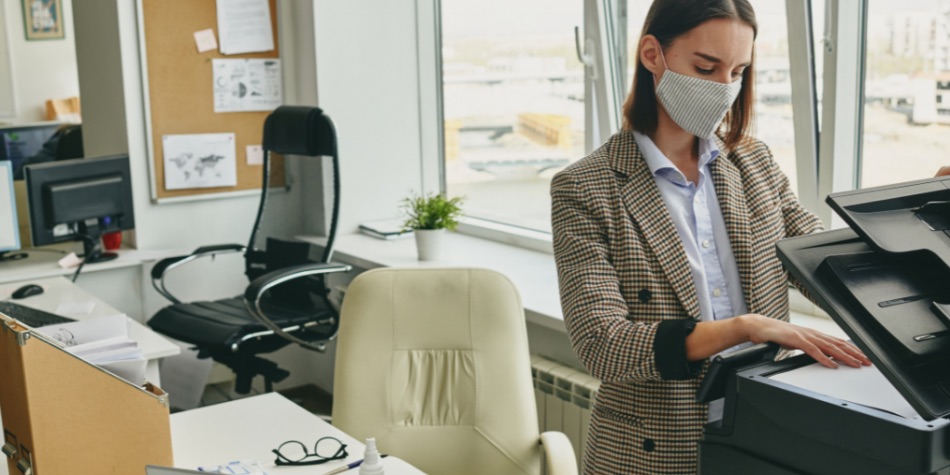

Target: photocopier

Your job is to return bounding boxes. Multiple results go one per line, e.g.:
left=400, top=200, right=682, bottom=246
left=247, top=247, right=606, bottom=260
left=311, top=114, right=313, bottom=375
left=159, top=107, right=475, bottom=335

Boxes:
left=698, top=176, right=950, bottom=475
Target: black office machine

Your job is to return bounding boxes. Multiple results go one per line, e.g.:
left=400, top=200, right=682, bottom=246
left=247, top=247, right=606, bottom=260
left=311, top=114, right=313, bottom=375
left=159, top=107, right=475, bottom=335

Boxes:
left=699, top=176, right=950, bottom=475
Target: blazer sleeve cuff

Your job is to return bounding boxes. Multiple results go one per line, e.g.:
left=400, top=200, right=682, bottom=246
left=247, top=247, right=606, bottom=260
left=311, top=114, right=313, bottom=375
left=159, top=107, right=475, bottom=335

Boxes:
left=653, top=319, right=704, bottom=380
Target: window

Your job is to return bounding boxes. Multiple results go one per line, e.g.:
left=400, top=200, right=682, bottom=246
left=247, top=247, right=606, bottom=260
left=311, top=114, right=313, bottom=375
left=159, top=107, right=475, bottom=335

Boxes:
left=439, top=0, right=815, bottom=236
left=747, top=1, right=800, bottom=192
left=440, top=0, right=586, bottom=233
left=860, top=0, right=950, bottom=188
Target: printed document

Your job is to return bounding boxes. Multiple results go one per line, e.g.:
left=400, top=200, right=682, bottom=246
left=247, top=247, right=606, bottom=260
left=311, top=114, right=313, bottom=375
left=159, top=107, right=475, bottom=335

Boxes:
left=163, top=133, right=238, bottom=190
left=216, top=0, right=274, bottom=55
left=36, top=315, right=147, bottom=386
left=213, top=58, right=282, bottom=113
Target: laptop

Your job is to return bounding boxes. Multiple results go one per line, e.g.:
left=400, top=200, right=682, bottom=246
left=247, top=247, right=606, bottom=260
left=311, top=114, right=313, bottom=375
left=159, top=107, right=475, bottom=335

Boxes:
left=145, top=467, right=204, bottom=475
left=146, top=463, right=266, bottom=474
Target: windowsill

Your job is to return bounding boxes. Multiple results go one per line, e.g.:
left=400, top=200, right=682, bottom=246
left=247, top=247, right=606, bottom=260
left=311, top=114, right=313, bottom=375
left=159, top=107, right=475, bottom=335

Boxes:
left=299, top=232, right=564, bottom=332
left=300, top=232, right=842, bottom=337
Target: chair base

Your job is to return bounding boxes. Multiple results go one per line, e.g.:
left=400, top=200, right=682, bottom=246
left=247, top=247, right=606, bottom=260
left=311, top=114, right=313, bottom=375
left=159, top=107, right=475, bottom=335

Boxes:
left=201, top=350, right=290, bottom=394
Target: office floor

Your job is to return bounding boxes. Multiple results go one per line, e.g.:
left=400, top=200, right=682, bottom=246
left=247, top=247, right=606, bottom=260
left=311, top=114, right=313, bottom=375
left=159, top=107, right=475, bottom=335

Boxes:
left=194, top=382, right=334, bottom=418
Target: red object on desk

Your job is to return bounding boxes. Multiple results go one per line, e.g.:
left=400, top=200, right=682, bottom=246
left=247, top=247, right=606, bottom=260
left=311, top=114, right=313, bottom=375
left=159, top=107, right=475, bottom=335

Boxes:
left=102, top=231, right=122, bottom=251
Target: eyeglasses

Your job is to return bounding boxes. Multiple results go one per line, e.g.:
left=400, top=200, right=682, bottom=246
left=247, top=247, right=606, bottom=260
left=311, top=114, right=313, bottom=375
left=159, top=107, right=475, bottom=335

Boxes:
left=273, top=436, right=348, bottom=466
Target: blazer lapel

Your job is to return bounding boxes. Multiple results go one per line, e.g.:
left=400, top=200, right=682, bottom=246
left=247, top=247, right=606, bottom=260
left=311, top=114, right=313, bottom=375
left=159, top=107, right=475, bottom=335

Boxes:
left=709, top=138, right=755, bottom=313
left=611, top=133, right=701, bottom=320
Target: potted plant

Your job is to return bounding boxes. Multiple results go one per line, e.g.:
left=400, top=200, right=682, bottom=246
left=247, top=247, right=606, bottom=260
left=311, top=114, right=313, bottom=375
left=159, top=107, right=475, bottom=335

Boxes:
left=401, top=192, right=464, bottom=261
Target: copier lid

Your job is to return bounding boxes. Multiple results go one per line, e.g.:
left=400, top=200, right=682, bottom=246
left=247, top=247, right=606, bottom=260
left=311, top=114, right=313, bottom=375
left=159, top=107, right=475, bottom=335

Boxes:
left=778, top=177, right=950, bottom=421
left=828, top=176, right=950, bottom=271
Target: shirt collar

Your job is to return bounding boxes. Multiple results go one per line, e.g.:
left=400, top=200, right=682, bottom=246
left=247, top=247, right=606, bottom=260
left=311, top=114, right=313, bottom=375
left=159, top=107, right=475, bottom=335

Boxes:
left=633, top=131, right=720, bottom=185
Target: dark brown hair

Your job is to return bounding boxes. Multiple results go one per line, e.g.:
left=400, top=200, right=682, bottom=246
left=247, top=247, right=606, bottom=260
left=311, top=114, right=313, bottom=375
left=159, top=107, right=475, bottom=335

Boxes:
left=623, top=0, right=757, bottom=150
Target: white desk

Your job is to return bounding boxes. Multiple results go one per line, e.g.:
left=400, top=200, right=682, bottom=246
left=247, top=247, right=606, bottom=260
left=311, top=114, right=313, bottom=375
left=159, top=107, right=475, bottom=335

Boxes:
left=0, top=247, right=184, bottom=322
left=0, top=276, right=180, bottom=384
left=171, top=393, right=425, bottom=474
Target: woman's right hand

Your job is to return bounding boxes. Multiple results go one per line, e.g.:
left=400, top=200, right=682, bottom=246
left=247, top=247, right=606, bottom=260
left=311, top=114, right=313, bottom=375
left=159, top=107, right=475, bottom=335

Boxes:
left=739, top=314, right=871, bottom=369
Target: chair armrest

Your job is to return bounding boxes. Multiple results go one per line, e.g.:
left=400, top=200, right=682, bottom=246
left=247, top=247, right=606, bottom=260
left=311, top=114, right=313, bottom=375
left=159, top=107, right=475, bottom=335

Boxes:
left=243, top=262, right=351, bottom=302
left=243, top=262, right=351, bottom=352
left=151, top=243, right=245, bottom=304
left=540, top=431, right=579, bottom=475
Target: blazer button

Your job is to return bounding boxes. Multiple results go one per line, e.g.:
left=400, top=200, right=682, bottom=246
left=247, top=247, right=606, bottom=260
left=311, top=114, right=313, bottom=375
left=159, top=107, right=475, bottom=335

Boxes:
left=638, top=289, right=652, bottom=303
left=643, top=438, right=655, bottom=452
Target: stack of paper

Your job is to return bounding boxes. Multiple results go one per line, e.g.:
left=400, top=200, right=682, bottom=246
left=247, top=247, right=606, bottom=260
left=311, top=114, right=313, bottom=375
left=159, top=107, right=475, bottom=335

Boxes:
left=36, top=315, right=147, bottom=387
left=359, top=218, right=413, bottom=240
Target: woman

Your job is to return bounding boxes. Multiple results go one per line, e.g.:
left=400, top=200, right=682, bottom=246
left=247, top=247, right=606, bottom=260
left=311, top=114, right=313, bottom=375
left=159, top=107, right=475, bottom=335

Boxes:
left=550, top=1, right=870, bottom=473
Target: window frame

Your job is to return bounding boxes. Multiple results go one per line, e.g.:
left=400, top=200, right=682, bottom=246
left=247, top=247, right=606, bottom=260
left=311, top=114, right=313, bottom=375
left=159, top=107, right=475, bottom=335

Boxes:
left=816, top=0, right=869, bottom=228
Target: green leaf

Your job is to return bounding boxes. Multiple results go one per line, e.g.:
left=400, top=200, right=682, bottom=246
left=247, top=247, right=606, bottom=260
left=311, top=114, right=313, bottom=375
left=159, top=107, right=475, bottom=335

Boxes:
left=400, top=191, right=465, bottom=230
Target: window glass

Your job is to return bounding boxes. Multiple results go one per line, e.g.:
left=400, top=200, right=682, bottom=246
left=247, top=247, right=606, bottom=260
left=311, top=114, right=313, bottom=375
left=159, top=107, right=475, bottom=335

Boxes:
left=625, top=1, right=800, bottom=192
left=441, top=0, right=585, bottom=233
left=860, top=0, right=950, bottom=188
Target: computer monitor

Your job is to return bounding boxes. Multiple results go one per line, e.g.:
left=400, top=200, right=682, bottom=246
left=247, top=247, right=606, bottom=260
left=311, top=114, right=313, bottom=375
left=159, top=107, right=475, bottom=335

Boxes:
left=0, top=122, right=61, bottom=177
left=23, top=154, right=135, bottom=263
left=0, top=160, right=25, bottom=261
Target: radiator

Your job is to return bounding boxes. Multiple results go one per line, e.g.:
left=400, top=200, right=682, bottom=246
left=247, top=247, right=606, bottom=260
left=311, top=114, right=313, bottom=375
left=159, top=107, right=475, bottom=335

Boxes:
left=531, top=356, right=600, bottom=472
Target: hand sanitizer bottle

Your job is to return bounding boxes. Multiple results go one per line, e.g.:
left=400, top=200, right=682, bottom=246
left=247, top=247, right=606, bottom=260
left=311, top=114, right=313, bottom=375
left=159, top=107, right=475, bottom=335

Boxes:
left=359, top=437, right=385, bottom=475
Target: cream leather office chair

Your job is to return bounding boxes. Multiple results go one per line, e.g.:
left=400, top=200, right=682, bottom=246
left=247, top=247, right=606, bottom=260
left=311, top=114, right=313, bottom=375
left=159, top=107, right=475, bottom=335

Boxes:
left=333, top=268, right=578, bottom=475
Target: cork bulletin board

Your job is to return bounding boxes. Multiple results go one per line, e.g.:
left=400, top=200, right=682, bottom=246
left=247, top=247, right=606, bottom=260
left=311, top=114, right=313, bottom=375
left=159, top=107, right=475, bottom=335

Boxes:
left=138, top=0, right=285, bottom=203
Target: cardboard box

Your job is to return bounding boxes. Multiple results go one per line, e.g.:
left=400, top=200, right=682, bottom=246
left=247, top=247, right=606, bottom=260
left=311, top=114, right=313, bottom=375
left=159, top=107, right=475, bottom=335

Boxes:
left=0, top=316, right=173, bottom=474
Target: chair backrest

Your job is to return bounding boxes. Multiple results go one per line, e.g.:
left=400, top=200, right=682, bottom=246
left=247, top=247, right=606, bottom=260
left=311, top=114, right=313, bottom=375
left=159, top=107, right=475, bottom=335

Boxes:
left=247, top=106, right=340, bottom=278
left=333, top=268, right=542, bottom=475
left=54, top=124, right=83, bottom=160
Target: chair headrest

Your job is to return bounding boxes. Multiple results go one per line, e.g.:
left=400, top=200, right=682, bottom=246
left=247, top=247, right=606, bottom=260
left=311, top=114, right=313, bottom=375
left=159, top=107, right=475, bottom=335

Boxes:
left=262, top=106, right=336, bottom=157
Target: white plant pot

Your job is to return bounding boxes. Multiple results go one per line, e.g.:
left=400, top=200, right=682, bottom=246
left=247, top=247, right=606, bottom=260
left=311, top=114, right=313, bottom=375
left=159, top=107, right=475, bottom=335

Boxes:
left=414, top=229, right=445, bottom=261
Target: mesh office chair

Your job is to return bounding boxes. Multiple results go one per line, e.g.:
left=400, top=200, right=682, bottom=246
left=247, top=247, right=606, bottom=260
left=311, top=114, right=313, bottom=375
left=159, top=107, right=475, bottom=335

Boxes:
left=148, top=106, right=350, bottom=394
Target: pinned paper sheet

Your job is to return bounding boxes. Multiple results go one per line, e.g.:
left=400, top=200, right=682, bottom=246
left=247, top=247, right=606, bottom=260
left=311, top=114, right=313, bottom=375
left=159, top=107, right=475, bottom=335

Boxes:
left=246, top=144, right=263, bottom=165
left=193, top=28, right=218, bottom=53
left=217, top=0, right=274, bottom=55
left=212, top=59, right=282, bottom=112
left=163, top=133, right=238, bottom=190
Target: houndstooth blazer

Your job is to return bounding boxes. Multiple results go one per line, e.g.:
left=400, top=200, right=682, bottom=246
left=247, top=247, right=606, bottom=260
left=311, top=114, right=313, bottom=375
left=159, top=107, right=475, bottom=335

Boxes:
left=551, top=130, right=822, bottom=474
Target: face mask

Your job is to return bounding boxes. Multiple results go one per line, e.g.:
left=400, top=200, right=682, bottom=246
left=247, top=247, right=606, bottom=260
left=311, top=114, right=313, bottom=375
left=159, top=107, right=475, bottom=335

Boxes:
left=654, top=47, right=743, bottom=139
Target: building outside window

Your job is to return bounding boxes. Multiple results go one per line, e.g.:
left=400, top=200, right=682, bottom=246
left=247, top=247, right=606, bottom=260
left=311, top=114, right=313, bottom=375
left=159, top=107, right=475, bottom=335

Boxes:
left=440, top=0, right=585, bottom=233
left=861, top=0, right=950, bottom=188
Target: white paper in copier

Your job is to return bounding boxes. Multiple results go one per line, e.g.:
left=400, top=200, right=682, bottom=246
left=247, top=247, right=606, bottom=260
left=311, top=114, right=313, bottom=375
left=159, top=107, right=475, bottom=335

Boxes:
left=769, top=362, right=921, bottom=419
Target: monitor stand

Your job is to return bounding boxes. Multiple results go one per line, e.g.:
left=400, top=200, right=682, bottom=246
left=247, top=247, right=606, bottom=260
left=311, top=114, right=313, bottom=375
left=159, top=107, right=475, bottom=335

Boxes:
left=79, top=239, right=117, bottom=264
left=78, top=220, right=118, bottom=264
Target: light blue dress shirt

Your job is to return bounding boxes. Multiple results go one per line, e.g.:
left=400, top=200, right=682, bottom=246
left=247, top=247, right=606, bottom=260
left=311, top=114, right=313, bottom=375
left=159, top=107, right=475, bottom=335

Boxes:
left=633, top=131, right=749, bottom=421
left=633, top=131, right=748, bottom=324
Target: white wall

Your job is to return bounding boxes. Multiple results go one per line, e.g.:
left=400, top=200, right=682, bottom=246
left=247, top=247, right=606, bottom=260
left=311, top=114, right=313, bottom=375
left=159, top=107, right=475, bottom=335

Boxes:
left=73, top=0, right=305, bottom=252
left=1, top=0, right=79, bottom=123
left=313, top=0, right=427, bottom=233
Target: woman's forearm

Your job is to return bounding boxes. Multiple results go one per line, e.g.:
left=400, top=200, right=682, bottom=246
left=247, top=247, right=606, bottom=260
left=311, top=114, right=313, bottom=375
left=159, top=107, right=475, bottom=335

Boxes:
left=685, top=314, right=870, bottom=368
left=685, top=315, right=750, bottom=361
